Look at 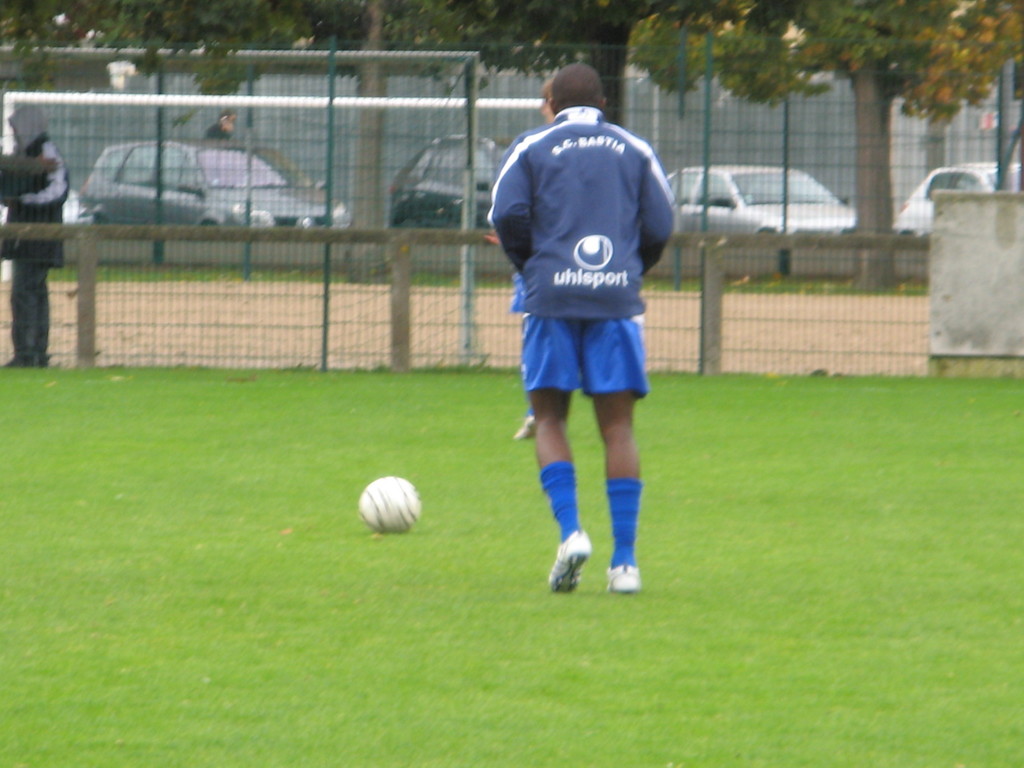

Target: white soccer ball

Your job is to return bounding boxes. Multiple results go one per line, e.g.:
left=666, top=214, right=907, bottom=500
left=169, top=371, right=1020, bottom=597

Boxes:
left=358, top=476, right=422, bottom=534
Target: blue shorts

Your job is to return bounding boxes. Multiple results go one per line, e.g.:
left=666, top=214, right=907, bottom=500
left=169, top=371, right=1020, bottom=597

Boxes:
left=521, top=315, right=649, bottom=397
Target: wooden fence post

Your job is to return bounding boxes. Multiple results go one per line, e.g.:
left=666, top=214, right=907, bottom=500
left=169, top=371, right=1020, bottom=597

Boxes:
left=390, top=238, right=411, bottom=372
left=76, top=234, right=98, bottom=369
left=699, top=240, right=723, bottom=375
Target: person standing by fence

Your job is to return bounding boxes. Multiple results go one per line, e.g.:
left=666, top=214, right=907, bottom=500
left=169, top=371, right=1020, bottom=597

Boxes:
left=489, top=63, right=675, bottom=594
left=2, top=106, right=69, bottom=369
left=205, top=108, right=238, bottom=140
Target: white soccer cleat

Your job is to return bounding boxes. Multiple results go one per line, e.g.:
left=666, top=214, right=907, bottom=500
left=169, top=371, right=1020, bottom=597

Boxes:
left=513, top=415, right=536, bottom=440
left=548, top=530, right=592, bottom=593
left=607, top=565, right=642, bottom=594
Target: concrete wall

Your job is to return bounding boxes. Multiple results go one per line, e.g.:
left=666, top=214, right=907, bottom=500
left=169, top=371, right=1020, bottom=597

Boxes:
left=929, top=191, right=1024, bottom=376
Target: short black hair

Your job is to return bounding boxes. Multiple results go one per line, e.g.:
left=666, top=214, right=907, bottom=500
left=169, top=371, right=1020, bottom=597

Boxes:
left=549, top=63, right=605, bottom=113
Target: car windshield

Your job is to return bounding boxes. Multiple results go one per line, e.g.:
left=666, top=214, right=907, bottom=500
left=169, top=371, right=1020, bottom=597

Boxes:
left=198, top=148, right=309, bottom=189
left=426, top=143, right=502, bottom=187
left=732, top=171, right=840, bottom=206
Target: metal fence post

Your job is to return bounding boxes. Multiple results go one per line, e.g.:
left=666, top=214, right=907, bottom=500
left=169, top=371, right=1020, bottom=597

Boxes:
left=459, top=54, right=480, bottom=365
left=242, top=63, right=256, bottom=281
left=153, top=68, right=166, bottom=265
left=778, top=99, right=792, bottom=276
left=76, top=234, right=98, bottom=368
left=320, top=38, right=338, bottom=372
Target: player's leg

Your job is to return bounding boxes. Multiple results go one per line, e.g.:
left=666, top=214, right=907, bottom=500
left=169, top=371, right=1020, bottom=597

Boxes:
left=522, top=316, right=583, bottom=524
left=593, top=390, right=639, bottom=479
left=513, top=404, right=536, bottom=440
left=530, top=387, right=571, bottom=467
left=510, top=275, right=535, bottom=439
left=522, top=316, right=591, bottom=591
left=583, top=318, right=648, bottom=593
left=593, top=391, right=643, bottom=576
left=531, top=387, right=582, bottom=521
left=532, top=388, right=591, bottom=591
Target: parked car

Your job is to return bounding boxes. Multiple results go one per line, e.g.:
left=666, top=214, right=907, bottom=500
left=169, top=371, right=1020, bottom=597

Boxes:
left=389, top=136, right=504, bottom=228
left=79, top=140, right=351, bottom=227
left=894, top=162, right=1021, bottom=235
left=63, top=189, right=83, bottom=223
left=669, top=165, right=856, bottom=234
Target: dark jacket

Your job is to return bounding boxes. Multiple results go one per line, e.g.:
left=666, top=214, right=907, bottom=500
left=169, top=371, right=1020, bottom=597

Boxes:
left=489, top=106, right=674, bottom=319
left=1, top=106, right=69, bottom=268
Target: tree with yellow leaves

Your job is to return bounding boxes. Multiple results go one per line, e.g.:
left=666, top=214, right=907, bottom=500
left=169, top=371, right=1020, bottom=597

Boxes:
left=633, top=0, right=1021, bottom=287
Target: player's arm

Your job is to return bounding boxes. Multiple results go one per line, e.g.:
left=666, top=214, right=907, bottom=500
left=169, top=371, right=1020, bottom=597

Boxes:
left=488, top=148, right=533, bottom=270
left=637, top=155, right=675, bottom=274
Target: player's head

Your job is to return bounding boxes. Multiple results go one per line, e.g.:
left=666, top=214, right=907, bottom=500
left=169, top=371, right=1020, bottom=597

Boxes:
left=549, top=63, right=606, bottom=115
left=540, top=78, right=555, bottom=123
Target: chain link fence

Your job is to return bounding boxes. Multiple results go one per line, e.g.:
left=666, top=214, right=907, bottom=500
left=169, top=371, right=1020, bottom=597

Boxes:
left=0, top=224, right=928, bottom=376
left=0, top=40, right=1012, bottom=374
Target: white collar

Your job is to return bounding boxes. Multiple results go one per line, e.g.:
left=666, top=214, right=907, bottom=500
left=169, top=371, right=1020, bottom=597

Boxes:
left=555, top=106, right=604, bottom=124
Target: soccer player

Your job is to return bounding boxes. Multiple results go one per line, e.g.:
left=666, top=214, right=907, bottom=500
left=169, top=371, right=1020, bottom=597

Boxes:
left=489, top=63, right=674, bottom=594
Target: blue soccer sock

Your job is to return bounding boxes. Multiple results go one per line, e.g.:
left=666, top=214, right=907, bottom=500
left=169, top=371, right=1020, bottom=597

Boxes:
left=540, top=461, right=579, bottom=541
left=607, top=477, right=642, bottom=568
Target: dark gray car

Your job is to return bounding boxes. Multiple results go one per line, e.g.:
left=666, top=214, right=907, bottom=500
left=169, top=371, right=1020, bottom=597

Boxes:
left=389, top=136, right=503, bottom=229
left=79, top=140, right=350, bottom=228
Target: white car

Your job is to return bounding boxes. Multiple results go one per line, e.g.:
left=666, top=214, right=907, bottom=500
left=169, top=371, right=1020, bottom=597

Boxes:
left=63, top=189, right=83, bottom=223
left=668, top=165, right=856, bottom=234
left=894, top=162, right=1021, bottom=235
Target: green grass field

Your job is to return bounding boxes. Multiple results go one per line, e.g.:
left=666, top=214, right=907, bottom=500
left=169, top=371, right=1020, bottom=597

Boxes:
left=1, top=368, right=1022, bottom=767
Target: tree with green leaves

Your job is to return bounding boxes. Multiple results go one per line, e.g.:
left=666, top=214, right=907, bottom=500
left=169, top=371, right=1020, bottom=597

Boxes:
left=1, top=0, right=99, bottom=86
left=394, top=0, right=750, bottom=125
left=1, top=0, right=312, bottom=91
left=7, top=0, right=1019, bottom=283
left=633, top=0, right=1021, bottom=287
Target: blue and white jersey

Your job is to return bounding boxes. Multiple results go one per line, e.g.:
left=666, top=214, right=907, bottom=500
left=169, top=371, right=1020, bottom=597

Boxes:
left=489, top=106, right=674, bottom=319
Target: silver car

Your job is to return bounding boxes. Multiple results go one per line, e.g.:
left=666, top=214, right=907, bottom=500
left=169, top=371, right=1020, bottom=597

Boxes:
left=80, top=140, right=350, bottom=228
left=669, top=165, right=856, bottom=234
left=894, top=163, right=1021, bottom=235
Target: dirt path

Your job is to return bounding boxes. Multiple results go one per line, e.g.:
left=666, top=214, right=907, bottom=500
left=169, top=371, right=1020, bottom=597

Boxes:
left=0, top=280, right=929, bottom=375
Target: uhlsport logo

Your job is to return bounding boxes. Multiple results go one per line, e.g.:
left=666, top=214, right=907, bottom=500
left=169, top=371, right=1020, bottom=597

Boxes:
left=554, top=234, right=629, bottom=290
left=573, top=235, right=614, bottom=270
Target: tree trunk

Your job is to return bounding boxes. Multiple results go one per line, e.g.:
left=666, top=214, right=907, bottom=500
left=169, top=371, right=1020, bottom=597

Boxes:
left=590, top=42, right=628, bottom=126
left=925, top=117, right=948, bottom=172
left=347, top=0, right=387, bottom=282
left=355, top=0, right=386, bottom=229
left=852, top=68, right=896, bottom=289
